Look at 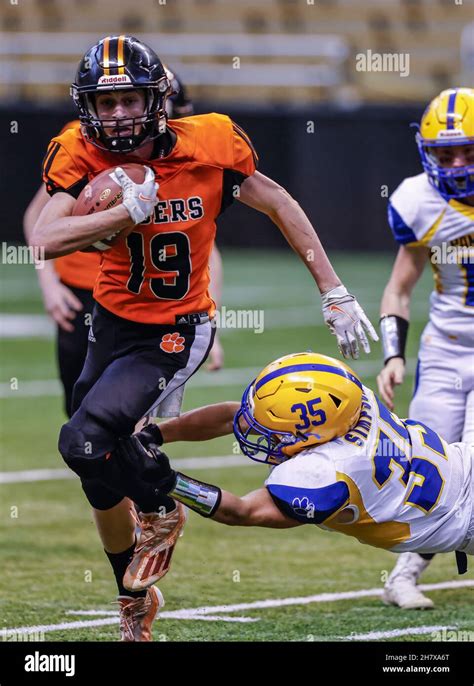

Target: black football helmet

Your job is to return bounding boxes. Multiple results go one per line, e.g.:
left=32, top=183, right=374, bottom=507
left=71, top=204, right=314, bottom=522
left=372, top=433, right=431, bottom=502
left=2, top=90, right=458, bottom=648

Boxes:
left=71, top=35, right=170, bottom=153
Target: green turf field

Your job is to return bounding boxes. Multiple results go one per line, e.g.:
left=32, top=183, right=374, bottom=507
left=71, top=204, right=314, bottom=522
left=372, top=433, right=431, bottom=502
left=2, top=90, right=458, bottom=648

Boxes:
left=1, top=250, right=472, bottom=642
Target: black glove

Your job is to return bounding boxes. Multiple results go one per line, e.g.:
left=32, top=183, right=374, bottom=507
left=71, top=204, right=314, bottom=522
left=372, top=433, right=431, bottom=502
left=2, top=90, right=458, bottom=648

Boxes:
left=136, top=422, right=164, bottom=447
left=116, top=429, right=176, bottom=490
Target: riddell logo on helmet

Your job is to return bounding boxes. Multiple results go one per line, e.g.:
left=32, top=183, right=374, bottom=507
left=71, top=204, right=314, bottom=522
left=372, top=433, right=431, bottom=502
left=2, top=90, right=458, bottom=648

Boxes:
left=437, top=129, right=466, bottom=139
left=98, top=74, right=132, bottom=86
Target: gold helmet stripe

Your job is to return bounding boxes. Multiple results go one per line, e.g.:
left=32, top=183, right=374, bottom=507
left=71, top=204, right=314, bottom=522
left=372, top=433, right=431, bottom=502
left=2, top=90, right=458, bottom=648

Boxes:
left=117, top=35, right=125, bottom=75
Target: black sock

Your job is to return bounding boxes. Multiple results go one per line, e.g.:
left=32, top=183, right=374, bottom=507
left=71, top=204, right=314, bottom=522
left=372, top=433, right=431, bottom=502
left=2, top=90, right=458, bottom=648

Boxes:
left=105, top=540, right=147, bottom=598
left=419, top=553, right=436, bottom=561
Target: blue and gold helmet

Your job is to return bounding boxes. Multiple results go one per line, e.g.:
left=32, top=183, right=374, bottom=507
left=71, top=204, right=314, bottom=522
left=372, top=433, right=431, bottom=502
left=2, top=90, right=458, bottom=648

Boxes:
left=233, top=352, right=363, bottom=465
left=416, top=87, right=474, bottom=200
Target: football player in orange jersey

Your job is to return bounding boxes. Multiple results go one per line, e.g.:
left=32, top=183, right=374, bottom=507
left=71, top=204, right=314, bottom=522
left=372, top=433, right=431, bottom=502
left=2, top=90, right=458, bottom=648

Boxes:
left=24, top=70, right=223, bottom=419
left=30, top=35, right=377, bottom=640
left=24, top=72, right=222, bottom=640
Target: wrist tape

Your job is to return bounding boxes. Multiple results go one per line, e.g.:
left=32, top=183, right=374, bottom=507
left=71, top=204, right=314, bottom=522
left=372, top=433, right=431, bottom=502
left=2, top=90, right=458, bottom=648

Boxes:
left=380, top=314, right=409, bottom=364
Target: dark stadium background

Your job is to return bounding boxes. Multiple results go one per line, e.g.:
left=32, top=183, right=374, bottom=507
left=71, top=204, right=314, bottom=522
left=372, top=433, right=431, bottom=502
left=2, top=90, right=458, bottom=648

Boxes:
left=1, top=104, right=423, bottom=250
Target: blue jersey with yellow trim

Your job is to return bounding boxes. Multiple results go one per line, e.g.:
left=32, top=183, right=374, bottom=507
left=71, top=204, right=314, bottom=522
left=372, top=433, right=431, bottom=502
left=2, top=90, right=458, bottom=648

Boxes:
left=388, top=173, right=474, bottom=346
left=265, top=386, right=473, bottom=554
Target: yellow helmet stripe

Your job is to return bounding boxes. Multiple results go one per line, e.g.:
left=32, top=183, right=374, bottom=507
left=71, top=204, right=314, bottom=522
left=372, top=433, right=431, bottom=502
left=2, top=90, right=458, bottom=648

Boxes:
left=255, top=363, right=362, bottom=393
left=103, top=36, right=110, bottom=76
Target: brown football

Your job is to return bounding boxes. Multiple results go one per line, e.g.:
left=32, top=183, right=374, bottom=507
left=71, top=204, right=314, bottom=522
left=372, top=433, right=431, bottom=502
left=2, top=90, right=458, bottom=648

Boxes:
left=73, top=163, right=148, bottom=252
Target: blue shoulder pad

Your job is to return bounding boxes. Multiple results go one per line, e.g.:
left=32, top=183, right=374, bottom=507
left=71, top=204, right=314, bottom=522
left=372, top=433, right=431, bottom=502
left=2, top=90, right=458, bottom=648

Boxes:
left=266, top=482, right=349, bottom=524
left=387, top=202, right=418, bottom=245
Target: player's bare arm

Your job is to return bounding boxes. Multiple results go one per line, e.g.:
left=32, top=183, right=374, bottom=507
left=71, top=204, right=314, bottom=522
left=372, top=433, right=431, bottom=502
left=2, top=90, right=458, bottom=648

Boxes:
left=118, top=432, right=301, bottom=529
left=377, top=245, right=429, bottom=409
left=158, top=401, right=239, bottom=443
left=31, top=90, right=160, bottom=259
left=212, top=487, right=302, bottom=528
left=215, top=489, right=361, bottom=528
left=239, top=171, right=341, bottom=293
left=123, top=419, right=370, bottom=530
left=381, top=244, right=429, bottom=320
left=239, top=171, right=378, bottom=358
left=30, top=191, right=135, bottom=259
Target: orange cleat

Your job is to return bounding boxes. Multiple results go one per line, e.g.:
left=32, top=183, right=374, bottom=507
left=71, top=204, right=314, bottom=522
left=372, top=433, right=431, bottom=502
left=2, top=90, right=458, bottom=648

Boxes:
left=123, top=502, right=187, bottom=592
left=118, top=586, right=164, bottom=642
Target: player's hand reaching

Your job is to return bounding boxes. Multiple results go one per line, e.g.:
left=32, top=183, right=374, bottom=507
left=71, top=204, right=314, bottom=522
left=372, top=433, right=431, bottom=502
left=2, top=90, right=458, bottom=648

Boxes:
left=322, top=285, right=378, bottom=359
left=115, top=166, right=158, bottom=224
left=377, top=357, right=405, bottom=411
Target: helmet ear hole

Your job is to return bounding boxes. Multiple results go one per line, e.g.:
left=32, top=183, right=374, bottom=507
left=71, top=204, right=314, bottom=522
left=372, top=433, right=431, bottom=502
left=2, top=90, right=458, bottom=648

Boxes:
left=329, top=393, right=342, bottom=408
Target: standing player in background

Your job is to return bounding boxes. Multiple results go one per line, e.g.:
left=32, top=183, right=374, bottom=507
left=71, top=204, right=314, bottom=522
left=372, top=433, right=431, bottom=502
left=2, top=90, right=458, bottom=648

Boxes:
left=24, top=67, right=224, bottom=421
left=31, top=35, right=377, bottom=641
left=377, top=88, right=474, bottom=609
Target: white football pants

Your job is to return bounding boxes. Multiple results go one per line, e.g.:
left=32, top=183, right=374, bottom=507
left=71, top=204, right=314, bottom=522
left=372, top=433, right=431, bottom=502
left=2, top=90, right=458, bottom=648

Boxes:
left=410, top=322, right=474, bottom=444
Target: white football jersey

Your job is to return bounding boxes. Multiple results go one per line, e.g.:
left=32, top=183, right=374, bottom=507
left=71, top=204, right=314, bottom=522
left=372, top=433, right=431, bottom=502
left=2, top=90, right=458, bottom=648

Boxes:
left=388, top=173, right=474, bottom=346
left=265, top=386, right=473, bottom=554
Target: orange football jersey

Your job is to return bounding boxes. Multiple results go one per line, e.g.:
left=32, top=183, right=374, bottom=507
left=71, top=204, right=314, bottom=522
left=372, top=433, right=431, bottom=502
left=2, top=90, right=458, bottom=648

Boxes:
left=43, top=114, right=258, bottom=323
left=54, top=249, right=101, bottom=291
left=49, top=120, right=101, bottom=291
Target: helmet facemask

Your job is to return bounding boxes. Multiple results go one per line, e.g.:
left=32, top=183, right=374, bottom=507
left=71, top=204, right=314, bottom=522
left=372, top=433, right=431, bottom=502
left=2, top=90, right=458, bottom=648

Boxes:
left=233, top=382, right=321, bottom=465
left=233, top=380, right=298, bottom=465
left=416, top=133, right=474, bottom=200
left=71, top=81, right=170, bottom=154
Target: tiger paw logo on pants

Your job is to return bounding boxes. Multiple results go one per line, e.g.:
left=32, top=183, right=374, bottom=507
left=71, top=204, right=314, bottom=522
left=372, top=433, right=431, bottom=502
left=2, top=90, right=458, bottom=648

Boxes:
left=160, top=332, right=185, bottom=353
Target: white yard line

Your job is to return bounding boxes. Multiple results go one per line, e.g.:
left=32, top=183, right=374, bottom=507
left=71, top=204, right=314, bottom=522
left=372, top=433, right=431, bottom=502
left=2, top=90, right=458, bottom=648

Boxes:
left=0, top=379, right=61, bottom=398
left=5, top=581, right=473, bottom=636
left=0, top=455, right=251, bottom=484
left=2, top=614, right=258, bottom=636
left=0, top=360, right=417, bottom=399
left=62, top=580, right=474, bottom=617
left=159, top=615, right=259, bottom=623
left=4, top=618, right=120, bottom=634
left=135, top=581, right=474, bottom=617
left=0, top=307, right=431, bottom=340
left=345, top=625, right=457, bottom=641
left=0, top=314, right=55, bottom=338
left=0, top=468, right=76, bottom=484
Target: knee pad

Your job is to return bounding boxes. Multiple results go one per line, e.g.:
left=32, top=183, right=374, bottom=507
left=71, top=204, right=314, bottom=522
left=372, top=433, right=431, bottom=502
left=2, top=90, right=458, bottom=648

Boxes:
left=80, top=477, right=123, bottom=511
left=58, top=422, right=109, bottom=479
